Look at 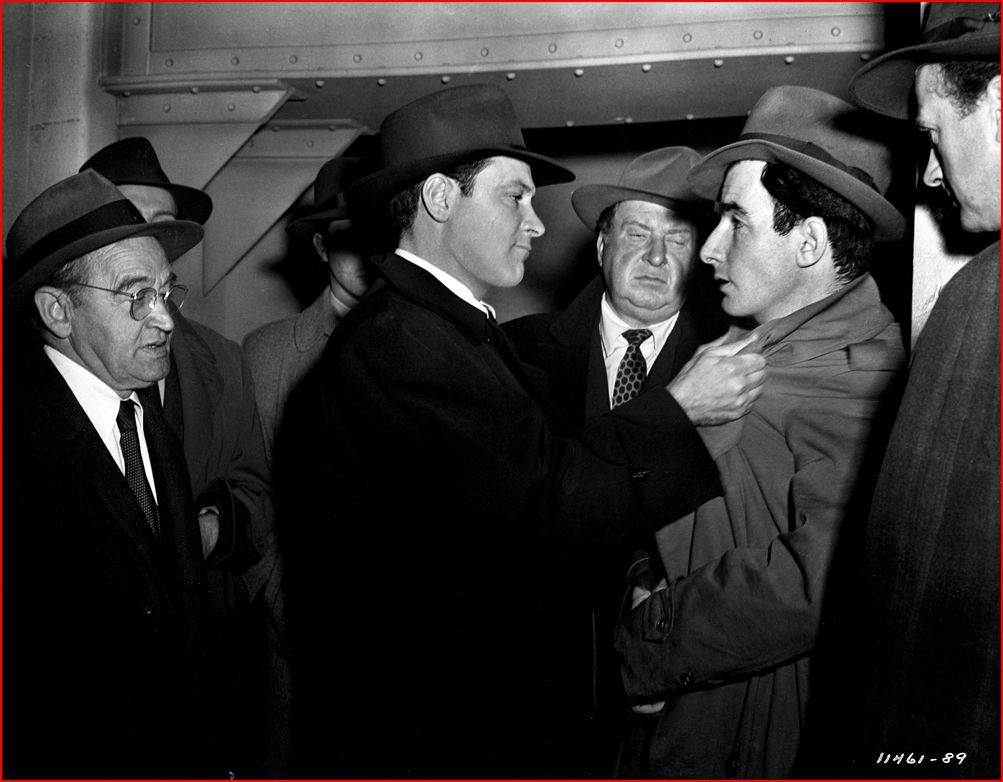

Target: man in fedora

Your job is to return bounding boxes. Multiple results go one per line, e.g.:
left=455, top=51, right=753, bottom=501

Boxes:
left=3, top=170, right=214, bottom=776
left=807, top=5, right=1000, bottom=777
left=244, top=155, right=379, bottom=465
left=615, top=85, right=907, bottom=778
left=279, top=84, right=766, bottom=776
left=80, top=137, right=278, bottom=775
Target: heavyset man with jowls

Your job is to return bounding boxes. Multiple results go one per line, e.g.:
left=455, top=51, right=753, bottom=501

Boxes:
left=277, top=84, right=766, bottom=776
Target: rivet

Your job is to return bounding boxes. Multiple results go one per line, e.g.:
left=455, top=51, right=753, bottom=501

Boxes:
left=713, top=58, right=724, bottom=68
left=784, top=55, right=795, bottom=64
left=574, top=68, right=584, bottom=77
left=683, top=32, right=693, bottom=43
left=231, top=56, right=240, bottom=66
left=306, top=140, right=315, bottom=148
left=615, top=38, right=624, bottom=48
left=165, top=58, right=174, bottom=67
left=566, top=120, right=575, bottom=127
left=831, top=26, right=841, bottom=37
left=289, top=54, right=299, bottom=64
left=685, top=113, right=695, bottom=120
left=122, top=90, right=131, bottom=97
left=414, top=51, right=423, bottom=61
left=252, top=85, right=261, bottom=93
left=132, top=16, right=141, bottom=25
left=190, top=86, right=199, bottom=94
left=615, top=116, right=624, bottom=122
left=441, top=75, right=451, bottom=84
left=548, top=43, right=558, bottom=53
left=271, top=125, right=280, bottom=132
left=506, top=72, right=516, bottom=81
left=625, top=117, right=633, bottom=124
left=353, top=53, right=363, bottom=63
left=328, top=124, right=338, bottom=131
left=377, top=78, right=387, bottom=86
left=162, top=104, right=171, bottom=113
left=859, top=52, right=873, bottom=62
left=753, top=30, right=763, bottom=40
left=227, top=103, right=236, bottom=112
left=315, top=79, right=325, bottom=88
left=480, top=47, right=490, bottom=57
left=641, top=63, right=652, bottom=73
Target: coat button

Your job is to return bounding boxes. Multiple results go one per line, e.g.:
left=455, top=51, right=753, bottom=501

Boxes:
left=141, top=605, right=153, bottom=616
left=632, top=470, right=649, bottom=480
left=725, top=754, right=741, bottom=777
left=655, top=617, right=668, bottom=632
left=679, top=671, right=694, bottom=687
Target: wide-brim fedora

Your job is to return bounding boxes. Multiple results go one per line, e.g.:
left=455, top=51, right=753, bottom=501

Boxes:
left=4, top=169, right=204, bottom=302
left=688, top=86, right=906, bottom=242
left=79, top=136, right=214, bottom=225
left=850, top=3, right=1000, bottom=120
left=572, top=146, right=711, bottom=231
left=347, top=85, right=575, bottom=206
left=287, top=156, right=376, bottom=237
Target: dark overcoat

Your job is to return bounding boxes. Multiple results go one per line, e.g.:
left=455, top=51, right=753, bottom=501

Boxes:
left=4, top=341, right=211, bottom=777
left=278, top=252, right=722, bottom=777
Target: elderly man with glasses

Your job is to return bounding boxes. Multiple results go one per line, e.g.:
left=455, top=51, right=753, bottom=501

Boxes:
left=3, top=170, right=219, bottom=777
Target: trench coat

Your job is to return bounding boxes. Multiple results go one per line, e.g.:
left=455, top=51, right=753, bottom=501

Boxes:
left=616, top=273, right=905, bottom=778
left=4, top=339, right=212, bottom=777
left=277, top=251, right=723, bottom=777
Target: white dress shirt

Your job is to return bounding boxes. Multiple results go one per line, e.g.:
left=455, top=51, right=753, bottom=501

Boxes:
left=598, top=295, right=680, bottom=405
left=44, top=345, right=159, bottom=502
left=395, top=248, right=497, bottom=320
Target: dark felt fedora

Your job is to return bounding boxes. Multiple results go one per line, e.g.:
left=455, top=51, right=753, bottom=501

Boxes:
left=347, top=85, right=575, bottom=206
left=688, top=86, right=905, bottom=242
left=572, top=146, right=711, bottom=231
left=850, top=3, right=1001, bottom=120
left=287, top=156, right=376, bottom=237
left=79, top=136, right=214, bottom=224
left=4, top=169, right=204, bottom=301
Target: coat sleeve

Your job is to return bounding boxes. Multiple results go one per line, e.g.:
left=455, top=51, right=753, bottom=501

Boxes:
left=616, top=354, right=903, bottom=698
left=318, top=299, right=722, bottom=570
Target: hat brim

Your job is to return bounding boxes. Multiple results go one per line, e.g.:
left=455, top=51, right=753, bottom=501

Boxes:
left=850, top=32, right=1000, bottom=120
left=286, top=205, right=352, bottom=237
left=688, top=140, right=905, bottom=242
left=6, top=220, right=203, bottom=304
left=113, top=179, right=213, bottom=225
left=346, top=146, right=574, bottom=207
left=571, top=185, right=712, bottom=232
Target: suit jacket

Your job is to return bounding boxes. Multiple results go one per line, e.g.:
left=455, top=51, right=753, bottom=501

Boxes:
left=278, top=251, right=723, bottom=777
left=243, top=288, right=340, bottom=467
left=815, top=241, right=1001, bottom=779
left=616, top=273, right=905, bottom=778
left=504, top=275, right=727, bottom=429
left=4, top=340, right=212, bottom=777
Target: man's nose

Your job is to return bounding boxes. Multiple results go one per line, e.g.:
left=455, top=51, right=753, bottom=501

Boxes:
left=922, top=147, right=944, bottom=190
left=645, top=238, right=667, bottom=266
left=523, top=206, right=545, bottom=238
left=700, top=221, right=726, bottom=266
left=145, top=297, right=176, bottom=332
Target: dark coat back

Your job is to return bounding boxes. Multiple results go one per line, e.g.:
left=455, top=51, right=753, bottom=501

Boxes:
left=4, top=340, right=211, bottom=777
left=278, top=253, right=722, bottom=777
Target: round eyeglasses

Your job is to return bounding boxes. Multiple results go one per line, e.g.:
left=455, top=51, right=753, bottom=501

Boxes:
left=73, top=282, right=189, bottom=321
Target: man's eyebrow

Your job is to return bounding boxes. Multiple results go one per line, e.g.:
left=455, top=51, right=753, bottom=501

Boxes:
left=500, top=178, right=535, bottom=195
left=715, top=200, right=748, bottom=219
left=113, top=271, right=177, bottom=290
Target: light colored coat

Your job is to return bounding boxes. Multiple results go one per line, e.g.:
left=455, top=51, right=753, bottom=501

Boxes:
left=617, top=273, right=905, bottom=778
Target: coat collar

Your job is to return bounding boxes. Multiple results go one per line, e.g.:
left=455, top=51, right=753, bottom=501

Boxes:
left=751, top=273, right=893, bottom=366
left=293, top=289, right=340, bottom=353
left=373, top=252, right=494, bottom=344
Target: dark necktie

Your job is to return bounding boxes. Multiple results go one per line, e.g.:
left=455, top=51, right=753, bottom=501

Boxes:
left=117, top=399, right=161, bottom=537
left=611, top=328, right=652, bottom=408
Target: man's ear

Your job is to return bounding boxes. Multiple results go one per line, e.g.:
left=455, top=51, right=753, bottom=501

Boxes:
left=33, top=287, right=73, bottom=339
left=595, top=232, right=606, bottom=269
left=421, top=174, right=455, bottom=223
left=989, top=74, right=1001, bottom=143
left=312, top=232, right=329, bottom=264
left=794, top=216, right=828, bottom=269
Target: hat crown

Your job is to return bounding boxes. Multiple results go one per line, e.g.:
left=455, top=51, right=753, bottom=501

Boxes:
left=923, top=2, right=1000, bottom=43
left=615, top=147, right=703, bottom=201
left=313, top=157, right=372, bottom=209
left=80, top=137, right=172, bottom=187
left=380, top=85, right=527, bottom=169
left=740, top=86, right=893, bottom=194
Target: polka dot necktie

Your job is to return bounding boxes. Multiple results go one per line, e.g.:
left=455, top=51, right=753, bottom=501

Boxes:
left=611, top=328, right=652, bottom=408
left=117, top=399, right=161, bottom=538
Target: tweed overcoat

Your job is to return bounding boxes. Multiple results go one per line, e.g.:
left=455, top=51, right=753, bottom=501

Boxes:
left=4, top=340, right=212, bottom=777
left=616, top=274, right=905, bottom=778
left=278, top=251, right=724, bottom=776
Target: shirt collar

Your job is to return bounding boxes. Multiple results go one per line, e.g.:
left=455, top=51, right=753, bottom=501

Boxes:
left=598, top=293, right=680, bottom=358
left=395, top=248, right=497, bottom=320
